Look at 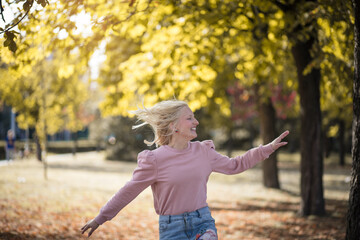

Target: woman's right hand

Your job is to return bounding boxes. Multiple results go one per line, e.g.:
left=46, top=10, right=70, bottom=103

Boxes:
left=270, top=130, right=290, bottom=151
left=81, top=219, right=99, bottom=237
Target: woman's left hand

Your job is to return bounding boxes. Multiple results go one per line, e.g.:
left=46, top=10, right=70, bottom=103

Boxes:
left=81, top=219, right=99, bottom=238
left=270, top=130, right=290, bottom=151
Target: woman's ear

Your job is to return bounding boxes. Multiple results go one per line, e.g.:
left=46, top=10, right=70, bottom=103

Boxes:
left=169, top=122, right=175, bottom=131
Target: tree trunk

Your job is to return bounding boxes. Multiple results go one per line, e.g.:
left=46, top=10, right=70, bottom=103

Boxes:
left=338, top=119, right=345, bottom=166
left=259, top=98, right=280, bottom=189
left=292, top=37, right=325, bottom=216
left=346, top=0, right=360, bottom=238
left=34, top=132, right=42, bottom=162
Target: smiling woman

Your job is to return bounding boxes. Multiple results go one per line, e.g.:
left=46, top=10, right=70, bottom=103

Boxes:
left=81, top=99, right=289, bottom=240
left=167, top=105, right=199, bottom=150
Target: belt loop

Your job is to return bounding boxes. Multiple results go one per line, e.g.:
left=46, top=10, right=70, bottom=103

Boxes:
left=168, top=215, right=171, bottom=224
left=196, top=210, right=201, bottom=218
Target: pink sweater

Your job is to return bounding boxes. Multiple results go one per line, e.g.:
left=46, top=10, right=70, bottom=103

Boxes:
left=94, top=140, right=274, bottom=225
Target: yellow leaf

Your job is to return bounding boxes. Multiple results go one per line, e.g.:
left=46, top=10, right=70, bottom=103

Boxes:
left=58, top=65, right=75, bottom=78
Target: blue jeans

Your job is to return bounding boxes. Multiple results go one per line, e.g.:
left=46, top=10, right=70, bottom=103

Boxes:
left=159, top=206, right=218, bottom=240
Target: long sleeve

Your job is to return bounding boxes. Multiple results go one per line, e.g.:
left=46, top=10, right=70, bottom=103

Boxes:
left=94, top=150, right=157, bottom=225
left=203, top=140, right=274, bottom=175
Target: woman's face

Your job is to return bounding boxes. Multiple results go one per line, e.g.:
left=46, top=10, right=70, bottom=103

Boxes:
left=174, top=106, right=199, bottom=141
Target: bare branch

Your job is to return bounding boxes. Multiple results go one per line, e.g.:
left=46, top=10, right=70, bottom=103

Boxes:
left=0, top=0, right=32, bottom=34
left=269, top=0, right=291, bottom=12
left=1, top=0, right=6, bottom=22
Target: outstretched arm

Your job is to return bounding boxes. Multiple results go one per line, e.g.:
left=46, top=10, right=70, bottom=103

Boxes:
left=209, top=130, right=290, bottom=175
left=79, top=150, right=157, bottom=237
left=270, top=130, right=290, bottom=151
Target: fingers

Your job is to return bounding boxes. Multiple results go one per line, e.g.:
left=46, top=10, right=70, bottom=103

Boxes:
left=81, top=224, right=89, bottom=235
left=271, top=141, right=288, bottom=151
left=278, top=130, right=290, bottom=140
left=81, top=220, right=99, bottom=237
left=88, top=224, right=99, bottom=237
left=277, top=142, right=288, bottom=147
left=88, top=227, right=96, bottom=237
left=81, top=223, right=88, bottom=231
left=271, top=130, right=290, bottom=150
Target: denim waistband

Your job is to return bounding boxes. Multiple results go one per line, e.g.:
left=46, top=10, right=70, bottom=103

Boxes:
left=159, top=206, right=210, bottom=223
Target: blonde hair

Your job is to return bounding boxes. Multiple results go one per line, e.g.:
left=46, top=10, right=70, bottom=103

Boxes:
left=131, top=100, right=188, bottom=147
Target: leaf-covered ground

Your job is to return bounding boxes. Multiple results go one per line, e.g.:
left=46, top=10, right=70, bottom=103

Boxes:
left=0, top=151, right=350, bottom=239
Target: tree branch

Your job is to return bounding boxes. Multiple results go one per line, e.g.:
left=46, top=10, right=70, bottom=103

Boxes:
left=0, top=1, right=33, bottom=34
left=0, top=0, right=6, bottom=22
left=269, top=0, right=291, bottom=12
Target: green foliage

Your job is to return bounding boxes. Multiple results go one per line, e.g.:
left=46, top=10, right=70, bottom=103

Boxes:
left=0, top=50, right=88, bottom=145
left=270, top=0, right=353, bottom=131
left=0, top=0, right=102, bottom=149
left=93, top=0, right=300, bottom=127
left=317, top=6, right=353, bottom=127
left=0, top=0, right=355, bottom=140
left=1, top=0, right=49, bottom=53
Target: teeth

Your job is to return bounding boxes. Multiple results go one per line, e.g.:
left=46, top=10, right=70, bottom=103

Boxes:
left=191, top=128, right=196, bottom=131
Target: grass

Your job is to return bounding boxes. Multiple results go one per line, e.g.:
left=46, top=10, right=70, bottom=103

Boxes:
left=0, top=150, right=351, bottom=239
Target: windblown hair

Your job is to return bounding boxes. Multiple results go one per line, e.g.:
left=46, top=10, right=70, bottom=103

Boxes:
left=131, top=100, right=188, bottom=147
